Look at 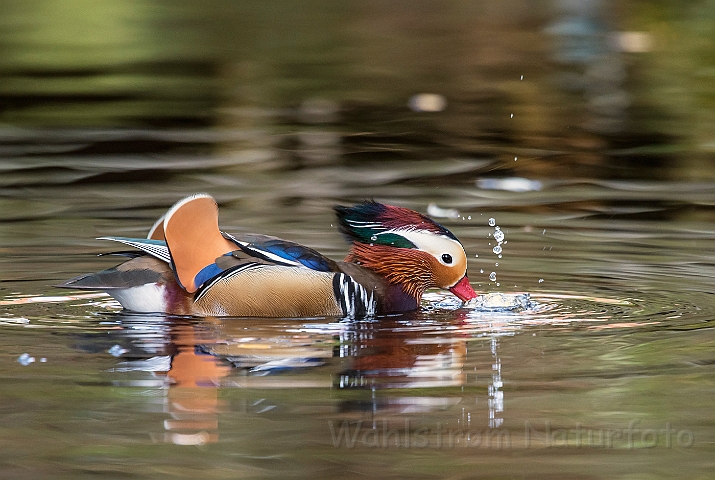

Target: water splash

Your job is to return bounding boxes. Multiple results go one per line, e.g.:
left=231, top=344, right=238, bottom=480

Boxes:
left=464, top=293, right=532, bottom=312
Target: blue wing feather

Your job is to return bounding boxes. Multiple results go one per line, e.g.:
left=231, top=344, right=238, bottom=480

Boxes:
left=222, top=232, right=337, bottom=272
left=98, top=233, right=337, bottom=295
left=259, top=240, right=335, bottom=272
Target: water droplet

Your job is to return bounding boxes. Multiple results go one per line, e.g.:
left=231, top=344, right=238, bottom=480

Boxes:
left=510, top=113, right=514, bottom=118
left=108, top=345, right=128, bottom=357
left=498, top=254, right=502, bottom=258
left=520, top=75, right=524, bottom=80
left=493, top=230, right=505, bottom=243
left=495, top=262, right=499, bottom=267
left=370, top=235, right=377, bottom=241
left=475, top=254, right=479, bottom=258
left=492, top=245, right=502, bottom=255
left=538, top=278, right=544, bottom=283
left=480, top=269, right=484, bottom=274
left=17, top=353, right=35, bottom=366
left=40, top=358, right=47, bottom=363
left=488, top=218, right=496, bottom=227
left=496, top=283, right=500, bottom=286
left=489, top=272, right=497, bottom=281
left=514, top=156, right=517, bottom=161
left=467, top=215, right=471, bottom=220
left=542, top=229, right=546, bottom=234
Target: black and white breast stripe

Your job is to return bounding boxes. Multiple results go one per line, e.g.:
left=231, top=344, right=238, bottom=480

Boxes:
left=332, top=273, right=376, bottom=318
left=194, top=262, right=264, bottom=302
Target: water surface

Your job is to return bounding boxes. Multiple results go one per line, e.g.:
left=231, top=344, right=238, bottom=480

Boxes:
left=1, top=1, right=714, bottom=479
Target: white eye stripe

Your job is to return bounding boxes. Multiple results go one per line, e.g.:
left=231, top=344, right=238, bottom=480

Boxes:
left=386, top=229, right=466, bottom=266
left=382, top=228, right=452, bottom=239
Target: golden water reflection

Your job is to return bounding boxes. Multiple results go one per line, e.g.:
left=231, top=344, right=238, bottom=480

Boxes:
left=108, top=308, right=514, bottom=445
left=159, top=324, right=231, bottom=445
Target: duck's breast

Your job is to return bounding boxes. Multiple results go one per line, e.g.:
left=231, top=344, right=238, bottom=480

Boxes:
left=192, top=265, right=343, bottom=317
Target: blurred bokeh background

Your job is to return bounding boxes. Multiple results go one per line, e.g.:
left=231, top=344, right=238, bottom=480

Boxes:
left=1, top=0, right=713, bottom=180
left=1, top=3, right=714, bottom=479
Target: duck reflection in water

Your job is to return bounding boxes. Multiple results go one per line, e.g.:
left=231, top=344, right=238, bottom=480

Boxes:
left=336, top=314, right=468, bottom=391
left=334, top=309, right=507, bottom=432
left=101, top=307, right=507, bottom=445
left=105, top=314, right=231, bottom=445
left=158, top=322, right=231, bottom=445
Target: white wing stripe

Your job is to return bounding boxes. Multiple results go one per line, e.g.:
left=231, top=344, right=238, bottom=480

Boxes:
left=221, top=232, right=303, bottom=267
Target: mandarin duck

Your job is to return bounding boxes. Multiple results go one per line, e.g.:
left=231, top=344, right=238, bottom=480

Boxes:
left=60, top=194, right=477, bottom=317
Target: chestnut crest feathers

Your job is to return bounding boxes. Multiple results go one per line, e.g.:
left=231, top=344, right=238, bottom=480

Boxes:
left=334, top=201, right=457, bottom=248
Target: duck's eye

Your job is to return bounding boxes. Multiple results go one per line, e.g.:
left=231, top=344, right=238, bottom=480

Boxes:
left=441, top=253, right=453, bottom=264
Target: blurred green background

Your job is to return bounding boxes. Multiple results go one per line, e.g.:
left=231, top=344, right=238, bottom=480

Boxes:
left=1, top=0, right=713, bottom=180
left=1, top=4, right=714, bottom=479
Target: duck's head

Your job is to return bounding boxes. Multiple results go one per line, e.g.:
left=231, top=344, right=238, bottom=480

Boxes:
left=334, top=201, right=478, bottom=303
